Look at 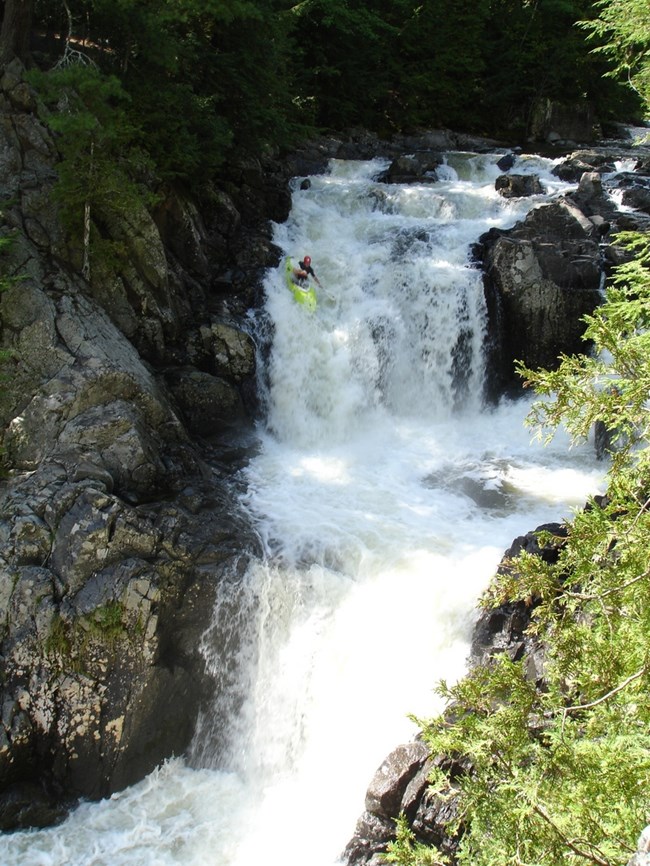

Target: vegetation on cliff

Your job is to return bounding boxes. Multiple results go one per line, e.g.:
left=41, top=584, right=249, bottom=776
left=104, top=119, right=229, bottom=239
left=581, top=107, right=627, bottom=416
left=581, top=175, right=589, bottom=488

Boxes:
left=0, top=0, right=647, bottom=196
left=386, top=235, right=650, bottom=866
left=380, top=9, right=650, bottom=861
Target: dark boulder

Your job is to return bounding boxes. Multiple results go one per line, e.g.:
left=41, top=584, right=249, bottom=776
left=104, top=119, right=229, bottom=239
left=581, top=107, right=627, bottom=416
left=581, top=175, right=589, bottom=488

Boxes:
left=552, top=150, right=618, bottom=182
left=364, top=742, right=430, bottom=819
left=495, top=173, right=543, bottom=198
left=378, top=152, right=442, bottom=184
left=496, top=152, right=518, bottom=172
left=619, top=173, right=650, bottom=214
left=471, top=523, right=568, bottom=685
left=479, top=196, right=604, bottom=396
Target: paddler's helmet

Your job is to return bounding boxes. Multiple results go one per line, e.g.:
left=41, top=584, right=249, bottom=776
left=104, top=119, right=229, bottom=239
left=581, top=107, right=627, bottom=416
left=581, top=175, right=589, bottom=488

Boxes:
left=303, top=256, right=311, bottom=266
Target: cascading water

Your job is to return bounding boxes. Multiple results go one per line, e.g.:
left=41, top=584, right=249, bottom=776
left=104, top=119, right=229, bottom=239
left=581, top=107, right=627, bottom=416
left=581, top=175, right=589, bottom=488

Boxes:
left=0, top=153, right=605, bottom=866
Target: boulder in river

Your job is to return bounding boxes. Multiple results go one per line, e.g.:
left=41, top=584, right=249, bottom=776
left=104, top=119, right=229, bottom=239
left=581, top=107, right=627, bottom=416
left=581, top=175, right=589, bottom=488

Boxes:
left=479, top=196, right=603, bottom=395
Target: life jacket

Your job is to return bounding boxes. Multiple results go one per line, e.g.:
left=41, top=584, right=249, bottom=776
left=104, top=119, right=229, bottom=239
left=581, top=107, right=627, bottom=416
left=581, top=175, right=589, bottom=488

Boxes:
left=299, top=260, right=316, bottom=278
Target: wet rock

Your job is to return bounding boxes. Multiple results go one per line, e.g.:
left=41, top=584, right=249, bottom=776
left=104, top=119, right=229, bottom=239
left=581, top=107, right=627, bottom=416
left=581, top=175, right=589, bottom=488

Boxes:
left=496, top=152, right=517, bottom=172
left=568, top=171, right=619, bottom=225
left=378, top=152, right=442, bottom=184
left=0, top=469, right=261, bottom=807
left=479, top=196, right=603, bottom=394
left=469, top=520, right=568, bottom=686
left=552, top=149, right=618, bottom=182
left=495, top=174, right=543, bottom=198
left=343, top=811, right=396, bottom=866
left=365, top=742, right=430, bottom=818
left=0, top=781, right=70, bottom=831
left=166, top=368, right=247, bottom=436
left=619, top=173, right=650, bottom=214
left=208, top=321, right=256, bottom=382
left=343, top=742, right=430, bottom=866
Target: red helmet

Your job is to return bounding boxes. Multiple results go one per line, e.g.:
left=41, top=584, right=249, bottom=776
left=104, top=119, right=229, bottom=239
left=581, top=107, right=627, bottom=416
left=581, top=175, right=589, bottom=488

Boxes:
left=303, top=255, right=311, bottom=266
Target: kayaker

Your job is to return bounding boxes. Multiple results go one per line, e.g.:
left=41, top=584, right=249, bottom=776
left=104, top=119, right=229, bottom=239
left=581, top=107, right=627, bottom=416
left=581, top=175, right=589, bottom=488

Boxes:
left=292, top=255, right=322, bottom=288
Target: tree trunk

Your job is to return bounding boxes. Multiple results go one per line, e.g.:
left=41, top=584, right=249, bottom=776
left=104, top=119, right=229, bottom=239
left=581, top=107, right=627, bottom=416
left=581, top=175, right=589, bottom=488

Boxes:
left=0, top=0, right=34, bottom=67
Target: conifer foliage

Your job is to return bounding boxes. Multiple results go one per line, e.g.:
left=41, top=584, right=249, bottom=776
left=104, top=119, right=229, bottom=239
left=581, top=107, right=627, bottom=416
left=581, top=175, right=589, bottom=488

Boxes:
left=0, top=0, right=645, bottom=195
left=388, top=235, right=650, bottom=866
left=579, top=0, right=650, bottom=114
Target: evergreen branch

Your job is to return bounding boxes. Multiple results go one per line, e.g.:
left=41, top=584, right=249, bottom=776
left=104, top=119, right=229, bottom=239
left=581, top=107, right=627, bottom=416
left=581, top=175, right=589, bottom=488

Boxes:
left=563, top=667, right=646, bottom=713
left=625, top=496, right=650, bottom=535
left=563, top=567, right=650, bottom=600
left=495, top=753, right=612, bottom=866
left=531, top=803, right=611, bottom=866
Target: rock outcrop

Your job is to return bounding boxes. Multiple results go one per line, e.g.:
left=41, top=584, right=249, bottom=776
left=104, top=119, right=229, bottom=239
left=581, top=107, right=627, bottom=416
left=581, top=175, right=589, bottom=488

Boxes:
left=0, top=60, right=268, bottom=827
left=528, top=98, right=600, bottom=145
left=479, top=144, right=650, bottom=396
left=479, top=197, right=604, bottom=395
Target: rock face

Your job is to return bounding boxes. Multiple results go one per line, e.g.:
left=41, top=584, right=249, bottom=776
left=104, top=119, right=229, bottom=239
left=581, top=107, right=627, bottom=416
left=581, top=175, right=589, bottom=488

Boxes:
left=478, top=143, right=650, bottom=396
left=479, top=197, right=604, bottom=394
left=0, top=61, right=270, bottom=828
left=528, top=98, right=600, bottom=145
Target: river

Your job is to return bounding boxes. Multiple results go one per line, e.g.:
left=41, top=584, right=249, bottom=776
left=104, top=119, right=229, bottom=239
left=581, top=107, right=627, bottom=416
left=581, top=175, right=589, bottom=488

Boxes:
left=0, top=153, right=604, bottom=865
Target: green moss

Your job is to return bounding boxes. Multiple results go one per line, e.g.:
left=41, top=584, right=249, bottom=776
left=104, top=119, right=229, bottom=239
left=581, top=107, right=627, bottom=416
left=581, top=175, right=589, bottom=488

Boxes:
left=44, top=615, right=73, bottom=660
left=85, top=601, right=127, bottom=645
left=44, top=601, right=135, bottom=676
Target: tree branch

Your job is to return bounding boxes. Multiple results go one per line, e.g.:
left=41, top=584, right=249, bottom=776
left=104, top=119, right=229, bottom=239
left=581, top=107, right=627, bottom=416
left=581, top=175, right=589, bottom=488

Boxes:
left=532, top=802, right=611, bottom=866
left=564, top=567, right=650, bottom=601
left=563, top=667, right=646, bottom=714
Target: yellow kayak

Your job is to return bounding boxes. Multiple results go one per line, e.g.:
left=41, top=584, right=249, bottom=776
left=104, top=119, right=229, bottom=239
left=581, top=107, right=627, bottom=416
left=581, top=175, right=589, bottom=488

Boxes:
left=285, top=257, right=317, bottom=311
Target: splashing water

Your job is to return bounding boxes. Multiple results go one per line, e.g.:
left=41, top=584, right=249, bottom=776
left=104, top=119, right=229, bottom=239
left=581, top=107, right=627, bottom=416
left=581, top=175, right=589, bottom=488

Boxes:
left=0, top=153, right=604, bottom=866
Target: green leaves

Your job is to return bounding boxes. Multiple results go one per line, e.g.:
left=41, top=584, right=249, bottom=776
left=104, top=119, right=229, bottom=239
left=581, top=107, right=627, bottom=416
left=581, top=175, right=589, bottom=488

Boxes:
left=289, top=0, right=402, bottom=131
left=391, top=233, right=650, bottom=866
left=28, top=64, right=154, bottom=265
left=578, top=0, right=650, bottom=115
left=28, top=0, right=647, bottom=175
left=31, top=0, right=300, bottom=187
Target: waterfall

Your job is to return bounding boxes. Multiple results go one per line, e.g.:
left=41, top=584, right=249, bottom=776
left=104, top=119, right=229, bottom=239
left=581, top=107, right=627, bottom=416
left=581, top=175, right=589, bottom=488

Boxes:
left=0, top=153, right=603, bottom=866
